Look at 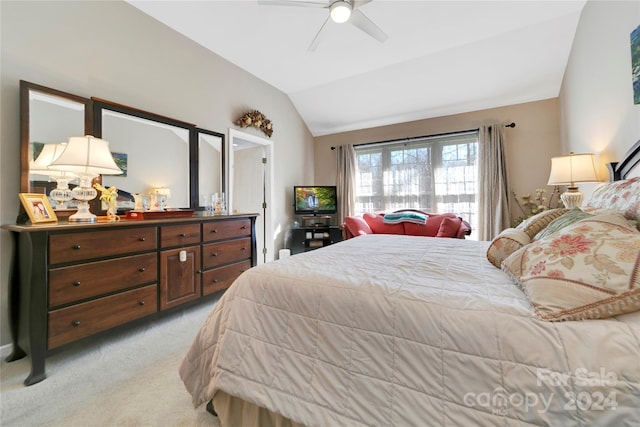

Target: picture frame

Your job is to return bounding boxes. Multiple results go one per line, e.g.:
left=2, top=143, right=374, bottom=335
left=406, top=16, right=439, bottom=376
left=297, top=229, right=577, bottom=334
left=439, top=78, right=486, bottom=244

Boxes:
left=19, top=193, right=58, bottom=224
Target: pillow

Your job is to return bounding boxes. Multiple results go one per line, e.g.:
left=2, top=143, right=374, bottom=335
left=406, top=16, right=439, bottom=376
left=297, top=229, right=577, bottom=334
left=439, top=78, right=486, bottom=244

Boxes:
left=583, top=177, right=640, bottom=222
left=533, top=208, right=594, bottom=241
left=383, top=211, right=427, bottom=225
left=516, top=208, right=568, bottom=239
left=344, top=216, right=372, bottom=237
left=486, top=228, right=531, bottom=268
left=502, top=212, right=640, bottom=321
left=362, top=212, right=405, bottom=234
left=436, top=216, right=462, bottom=238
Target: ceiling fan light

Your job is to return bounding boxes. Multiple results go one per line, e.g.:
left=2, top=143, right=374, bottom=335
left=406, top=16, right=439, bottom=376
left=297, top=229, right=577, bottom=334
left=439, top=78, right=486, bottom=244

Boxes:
left=330, top=1, right=351, bottom=23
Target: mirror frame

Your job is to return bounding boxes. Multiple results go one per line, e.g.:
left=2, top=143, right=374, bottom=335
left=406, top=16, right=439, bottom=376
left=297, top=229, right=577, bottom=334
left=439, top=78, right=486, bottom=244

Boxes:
left=195, top=127, right=226, bottom=209
left=20, top=80, right=93, bottom=193
left=93, top=97, right=199, bottom=210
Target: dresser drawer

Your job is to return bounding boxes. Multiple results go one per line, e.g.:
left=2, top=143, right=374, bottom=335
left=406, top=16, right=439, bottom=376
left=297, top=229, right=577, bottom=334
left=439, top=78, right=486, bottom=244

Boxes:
left=48, top=285, right=157, bottom=349
left=202, top=237, right=251, bottom=269
left=49, top=227, right=157, bottom=264
left=202, top=219, right=251, bottom=242
left=49, top=253, right=157, bottom=307
left=160, top=224, right=201, bottom=248
left=202, top=260, right=251, bottom=296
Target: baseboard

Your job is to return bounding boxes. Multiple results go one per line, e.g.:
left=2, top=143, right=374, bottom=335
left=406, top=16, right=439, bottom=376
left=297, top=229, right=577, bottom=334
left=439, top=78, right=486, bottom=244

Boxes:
left=0, top=343, right=13, bottom=359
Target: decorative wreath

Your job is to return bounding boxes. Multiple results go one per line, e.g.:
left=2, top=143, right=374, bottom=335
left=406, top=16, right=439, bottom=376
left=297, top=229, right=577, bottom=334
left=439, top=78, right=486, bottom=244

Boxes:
left=234, top=110, right=273, bottom=137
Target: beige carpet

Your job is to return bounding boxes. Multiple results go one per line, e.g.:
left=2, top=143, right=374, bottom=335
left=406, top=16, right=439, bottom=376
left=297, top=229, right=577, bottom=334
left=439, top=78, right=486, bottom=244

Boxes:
left=0, top=299, right=221, bottom=427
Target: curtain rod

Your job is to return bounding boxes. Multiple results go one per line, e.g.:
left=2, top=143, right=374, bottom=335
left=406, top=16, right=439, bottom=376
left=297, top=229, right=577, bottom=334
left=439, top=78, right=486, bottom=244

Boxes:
left=330, top=122, right=515, bottom=150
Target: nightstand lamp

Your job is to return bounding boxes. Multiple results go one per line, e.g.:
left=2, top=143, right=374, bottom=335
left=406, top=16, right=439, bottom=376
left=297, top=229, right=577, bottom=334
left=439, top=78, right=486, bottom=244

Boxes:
left=48, top=135, right=123, bottom=222
left=547, top=152, right=599, bottom=209
left=30, top=142, right=77, bottom=209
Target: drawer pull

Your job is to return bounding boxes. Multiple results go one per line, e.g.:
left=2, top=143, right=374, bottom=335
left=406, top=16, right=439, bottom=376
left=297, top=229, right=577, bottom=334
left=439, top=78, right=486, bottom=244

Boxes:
left=73, top=244, right=81, bottom=250
left=212, top=279, right=219, bottom=283
left=241, top=247, right=247, bottom=251
left=139, top=300, right=145, bottom=306
left=241, top=225, right=247, bottom=229
left=138, top=237, right=146, bottom=242
left=211, top=229, right=218, bottom=233
left=138, top=267, right=146, bottom=272
left=180, top=233, right=187, bottom=237
left=211, top=252, right=218, bottom=257
left=72, top=320, right=80, bottom=327
left=73, top=281, right=81, bottom=287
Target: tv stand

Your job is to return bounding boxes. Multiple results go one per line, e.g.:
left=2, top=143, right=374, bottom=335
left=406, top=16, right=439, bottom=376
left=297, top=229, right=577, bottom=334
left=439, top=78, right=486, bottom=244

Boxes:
left=291, top=225, right=342, bottom=254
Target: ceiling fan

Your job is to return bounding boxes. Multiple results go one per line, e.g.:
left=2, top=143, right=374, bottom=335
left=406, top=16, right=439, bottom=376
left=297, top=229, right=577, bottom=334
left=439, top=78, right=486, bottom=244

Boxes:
left=258, top=0, right=389, bottom=51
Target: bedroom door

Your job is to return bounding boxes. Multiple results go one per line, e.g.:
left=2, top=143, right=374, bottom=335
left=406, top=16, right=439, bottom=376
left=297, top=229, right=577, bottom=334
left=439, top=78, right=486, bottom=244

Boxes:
left=228, top=129, right=274, bottom=264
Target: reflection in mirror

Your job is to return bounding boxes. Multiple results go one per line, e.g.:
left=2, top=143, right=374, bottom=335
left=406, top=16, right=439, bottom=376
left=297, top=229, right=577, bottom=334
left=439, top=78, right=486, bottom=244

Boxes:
left=197, top=128, right=225, bottom=210
left=94, top=100, right=195, bottom=210
left=21, top=81, right=91, bottom=198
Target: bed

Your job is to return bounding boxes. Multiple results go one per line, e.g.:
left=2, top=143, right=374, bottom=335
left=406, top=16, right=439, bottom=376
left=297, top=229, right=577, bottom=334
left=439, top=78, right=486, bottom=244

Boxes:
left=179, top=143, right=640, bottom=427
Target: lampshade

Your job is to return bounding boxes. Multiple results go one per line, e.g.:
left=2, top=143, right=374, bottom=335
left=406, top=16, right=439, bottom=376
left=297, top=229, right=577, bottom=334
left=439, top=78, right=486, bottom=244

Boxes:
left=547, top=152, right=599, bottom=209
left=330, top=1, right=352, bottom=23
left=48, top=135, right=123, bottom=177
left=29, top=143, right=75, bottom=177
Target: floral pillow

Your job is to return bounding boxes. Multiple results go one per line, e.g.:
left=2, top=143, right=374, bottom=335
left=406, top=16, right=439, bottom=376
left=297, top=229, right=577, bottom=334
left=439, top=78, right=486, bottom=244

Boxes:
left=583, top=177, right=640, bottom=222
left=486, top=228, right=530, bottom=268
left=516, top=208, right=568, bottom=239
left=502, top=212, right=640, bottom=321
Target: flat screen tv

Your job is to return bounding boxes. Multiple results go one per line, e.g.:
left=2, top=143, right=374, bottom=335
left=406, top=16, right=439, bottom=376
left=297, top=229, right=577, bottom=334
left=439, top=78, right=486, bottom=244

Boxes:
left=294, top=186, right=337, bottom=215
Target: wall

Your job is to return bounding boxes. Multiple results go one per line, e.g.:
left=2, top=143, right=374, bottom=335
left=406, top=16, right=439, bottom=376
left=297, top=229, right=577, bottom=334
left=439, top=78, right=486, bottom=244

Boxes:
left=560, top=0, right=640, bottom=192
left=0, top=1, right=314, bottom=348
left=315, top=98, right=563, bottom=222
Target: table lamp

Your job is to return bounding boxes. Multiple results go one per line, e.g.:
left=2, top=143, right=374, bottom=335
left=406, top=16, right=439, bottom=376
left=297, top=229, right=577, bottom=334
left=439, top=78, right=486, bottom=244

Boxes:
left=29, top=142, right=77, bottom=209
left=547, top=152, right=599, bottom=209
left=48, top=135, right=123, bottom=222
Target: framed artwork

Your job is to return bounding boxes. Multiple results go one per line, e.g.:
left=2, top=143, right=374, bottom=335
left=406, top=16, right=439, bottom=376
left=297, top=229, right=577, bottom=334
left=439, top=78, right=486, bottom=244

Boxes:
left=19, top=193, right=58, bottom=224
left=632, top=24, right=640, bottom=104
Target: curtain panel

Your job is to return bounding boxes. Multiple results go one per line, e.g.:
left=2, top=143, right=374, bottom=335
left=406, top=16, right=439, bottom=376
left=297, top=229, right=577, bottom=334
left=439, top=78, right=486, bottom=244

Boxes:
left=336, top=144, right=356, bottom=223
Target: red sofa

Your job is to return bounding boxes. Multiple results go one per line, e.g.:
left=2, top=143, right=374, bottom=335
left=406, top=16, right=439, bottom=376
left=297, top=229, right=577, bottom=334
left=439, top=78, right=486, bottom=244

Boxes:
left=342, top=210, right=472, bottom=239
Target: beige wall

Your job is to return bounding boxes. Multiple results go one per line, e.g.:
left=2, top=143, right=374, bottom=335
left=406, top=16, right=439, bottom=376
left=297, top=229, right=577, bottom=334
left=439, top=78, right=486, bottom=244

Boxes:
left=0, top=1, right=314, bottom=348
left=560, top=0, right=640, bottom=194
left=315, top=98, right=562, bottom=220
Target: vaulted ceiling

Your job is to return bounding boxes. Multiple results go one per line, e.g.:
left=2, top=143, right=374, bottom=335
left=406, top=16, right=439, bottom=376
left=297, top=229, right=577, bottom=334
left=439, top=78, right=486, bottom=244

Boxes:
left=127, top=0, right=586, bottom=136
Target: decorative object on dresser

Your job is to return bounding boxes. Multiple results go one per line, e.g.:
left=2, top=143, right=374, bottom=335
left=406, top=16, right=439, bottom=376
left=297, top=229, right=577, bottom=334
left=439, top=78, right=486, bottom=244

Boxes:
left=547, top=152, right=599, bottom=208
left=18, top=193, right=58, bottom=224
left=2, top=214, right=257, bottom=386
left=29, top=142, right=77, bottom=209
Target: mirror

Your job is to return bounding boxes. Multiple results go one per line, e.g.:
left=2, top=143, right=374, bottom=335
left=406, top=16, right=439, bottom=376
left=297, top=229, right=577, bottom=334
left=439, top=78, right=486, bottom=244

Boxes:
left=93, top=99, right=196, bottom=210
left=197, top=128, right=225, bottom=209
left=20, top=81, right=92, bottom=195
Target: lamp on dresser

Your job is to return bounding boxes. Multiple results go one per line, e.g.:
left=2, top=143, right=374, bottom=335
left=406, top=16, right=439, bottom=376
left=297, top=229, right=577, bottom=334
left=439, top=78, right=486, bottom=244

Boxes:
left=547, top=152, right=599, bottom=209
left=29, top=142, right=78, bottom=209
left=48, top=135, right=122, bottom=222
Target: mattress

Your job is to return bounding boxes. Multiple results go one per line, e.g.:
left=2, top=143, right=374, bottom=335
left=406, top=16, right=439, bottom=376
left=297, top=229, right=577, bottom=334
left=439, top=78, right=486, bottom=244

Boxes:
left=180, top=234, right=640, bottom=426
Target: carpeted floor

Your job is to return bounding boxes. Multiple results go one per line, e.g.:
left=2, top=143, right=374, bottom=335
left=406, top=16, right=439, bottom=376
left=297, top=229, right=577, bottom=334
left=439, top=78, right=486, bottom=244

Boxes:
left=0, top=299, right=221, bottom=427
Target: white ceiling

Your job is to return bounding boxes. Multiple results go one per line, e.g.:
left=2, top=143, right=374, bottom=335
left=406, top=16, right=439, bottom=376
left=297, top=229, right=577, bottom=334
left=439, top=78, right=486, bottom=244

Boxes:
left=127, top=0, right=586, bottom=137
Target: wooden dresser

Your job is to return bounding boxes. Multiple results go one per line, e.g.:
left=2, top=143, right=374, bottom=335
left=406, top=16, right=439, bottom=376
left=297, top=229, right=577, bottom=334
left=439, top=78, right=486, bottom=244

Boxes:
left=2, top=213, right=257, bottom=386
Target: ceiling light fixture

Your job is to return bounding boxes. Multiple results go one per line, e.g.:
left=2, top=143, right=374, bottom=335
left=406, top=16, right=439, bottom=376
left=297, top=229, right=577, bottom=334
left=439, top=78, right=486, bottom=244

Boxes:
left=330, top=1, right=352, bottom=23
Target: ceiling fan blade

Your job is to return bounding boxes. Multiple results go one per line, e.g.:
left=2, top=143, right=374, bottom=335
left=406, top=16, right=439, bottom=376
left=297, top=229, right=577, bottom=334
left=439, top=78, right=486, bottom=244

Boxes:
left=257, top=0, right=328, bottom=8
left=349, top=9, right=388, bottom=43
left=308, top=16, right=331, bottom=51
left=352, top=0, right=373, bottom=10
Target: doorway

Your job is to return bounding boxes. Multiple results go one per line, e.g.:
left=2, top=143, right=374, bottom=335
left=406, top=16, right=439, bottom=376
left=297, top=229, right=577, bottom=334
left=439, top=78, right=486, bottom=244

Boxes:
left=228, top=129, right=274, bottom=264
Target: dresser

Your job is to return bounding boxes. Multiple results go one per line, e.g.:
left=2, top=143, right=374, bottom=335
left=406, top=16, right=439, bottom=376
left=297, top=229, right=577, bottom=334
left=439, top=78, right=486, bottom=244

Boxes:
left=2, top=213, right=257, bottom=386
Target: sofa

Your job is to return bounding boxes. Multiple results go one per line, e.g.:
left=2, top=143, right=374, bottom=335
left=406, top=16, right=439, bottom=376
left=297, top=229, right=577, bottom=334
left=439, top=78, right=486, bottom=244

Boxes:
left=342, top=209, right=472, bottom=239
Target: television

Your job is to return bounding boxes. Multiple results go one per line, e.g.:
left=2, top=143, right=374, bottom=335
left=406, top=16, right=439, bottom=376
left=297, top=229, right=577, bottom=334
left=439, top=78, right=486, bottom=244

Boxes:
left=294, top=185, right=337, bottom=215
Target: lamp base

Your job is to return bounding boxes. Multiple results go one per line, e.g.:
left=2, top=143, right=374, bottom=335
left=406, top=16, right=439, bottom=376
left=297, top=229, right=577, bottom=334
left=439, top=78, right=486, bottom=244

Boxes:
left=560, top=187, right=584, bottom=209
left=68, top=200, right=97, bottom=223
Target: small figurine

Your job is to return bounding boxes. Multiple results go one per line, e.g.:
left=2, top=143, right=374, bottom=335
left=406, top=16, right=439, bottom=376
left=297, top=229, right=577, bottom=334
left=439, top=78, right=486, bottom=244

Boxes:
left=94, top=183, right=119, bottom=222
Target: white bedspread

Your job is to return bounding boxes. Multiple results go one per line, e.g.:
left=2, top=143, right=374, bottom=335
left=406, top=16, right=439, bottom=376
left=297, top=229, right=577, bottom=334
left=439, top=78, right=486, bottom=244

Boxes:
left=179, top=234, right=640, bottom=426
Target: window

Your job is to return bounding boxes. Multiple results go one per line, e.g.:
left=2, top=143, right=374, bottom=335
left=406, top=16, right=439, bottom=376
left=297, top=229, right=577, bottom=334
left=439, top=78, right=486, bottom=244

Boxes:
left=354, top=131, right=478, bottom=238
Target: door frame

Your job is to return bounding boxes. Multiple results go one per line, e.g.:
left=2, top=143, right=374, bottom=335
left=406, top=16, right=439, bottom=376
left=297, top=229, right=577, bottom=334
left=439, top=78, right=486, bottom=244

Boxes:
left=227, top=128, right=274, bottom=263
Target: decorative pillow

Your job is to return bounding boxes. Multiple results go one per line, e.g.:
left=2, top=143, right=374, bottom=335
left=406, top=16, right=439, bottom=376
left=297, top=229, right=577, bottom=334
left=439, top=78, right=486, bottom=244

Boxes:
left=344, top=216, right=373, bottom=237
left=533, top=208, right=594, bottom=241
left=583, top=177, right=640, bottom=222
left=436, top=216, right=462, bottom=238
left=362, top=212, right=405, bottom=234
left=486, top=228, right=531, bottom=268
left=516, top=208, right=568, bottom=239
left=383, top=211, right=427, bottom=225
left=502, top=212, right=640, bottom=321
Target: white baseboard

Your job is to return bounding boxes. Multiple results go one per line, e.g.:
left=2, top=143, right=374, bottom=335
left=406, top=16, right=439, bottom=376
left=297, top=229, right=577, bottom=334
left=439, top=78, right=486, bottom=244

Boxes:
left=0, top=343, right=13, bottom=359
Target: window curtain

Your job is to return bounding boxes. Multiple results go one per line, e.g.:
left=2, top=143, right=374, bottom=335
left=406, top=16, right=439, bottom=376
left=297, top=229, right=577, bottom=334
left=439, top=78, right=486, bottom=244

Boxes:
left=336, top=144, right=356, bottom=223
left=478, top=125, right=510, bottom=241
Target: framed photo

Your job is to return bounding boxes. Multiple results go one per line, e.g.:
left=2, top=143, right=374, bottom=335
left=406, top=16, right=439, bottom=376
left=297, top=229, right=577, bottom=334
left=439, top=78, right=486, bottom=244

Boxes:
left=19, top=193, right=58, bottom=224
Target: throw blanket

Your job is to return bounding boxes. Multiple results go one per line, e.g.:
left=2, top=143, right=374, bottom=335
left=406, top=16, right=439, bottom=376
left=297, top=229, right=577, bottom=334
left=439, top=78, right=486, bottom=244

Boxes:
left=180, top=234, right=640, bottom=426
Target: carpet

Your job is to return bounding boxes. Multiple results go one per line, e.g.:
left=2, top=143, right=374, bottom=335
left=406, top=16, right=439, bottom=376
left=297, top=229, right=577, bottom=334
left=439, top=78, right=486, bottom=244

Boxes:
left=0, top=299, right=221, bottom=427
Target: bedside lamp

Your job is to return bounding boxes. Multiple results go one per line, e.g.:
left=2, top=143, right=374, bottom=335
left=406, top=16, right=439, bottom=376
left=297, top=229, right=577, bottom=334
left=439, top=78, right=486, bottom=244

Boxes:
left=48, top=135, right=123, bottom=222
left=30, top=143, right=78, bottom=209
left=547, top=152, right=599, bottom=209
